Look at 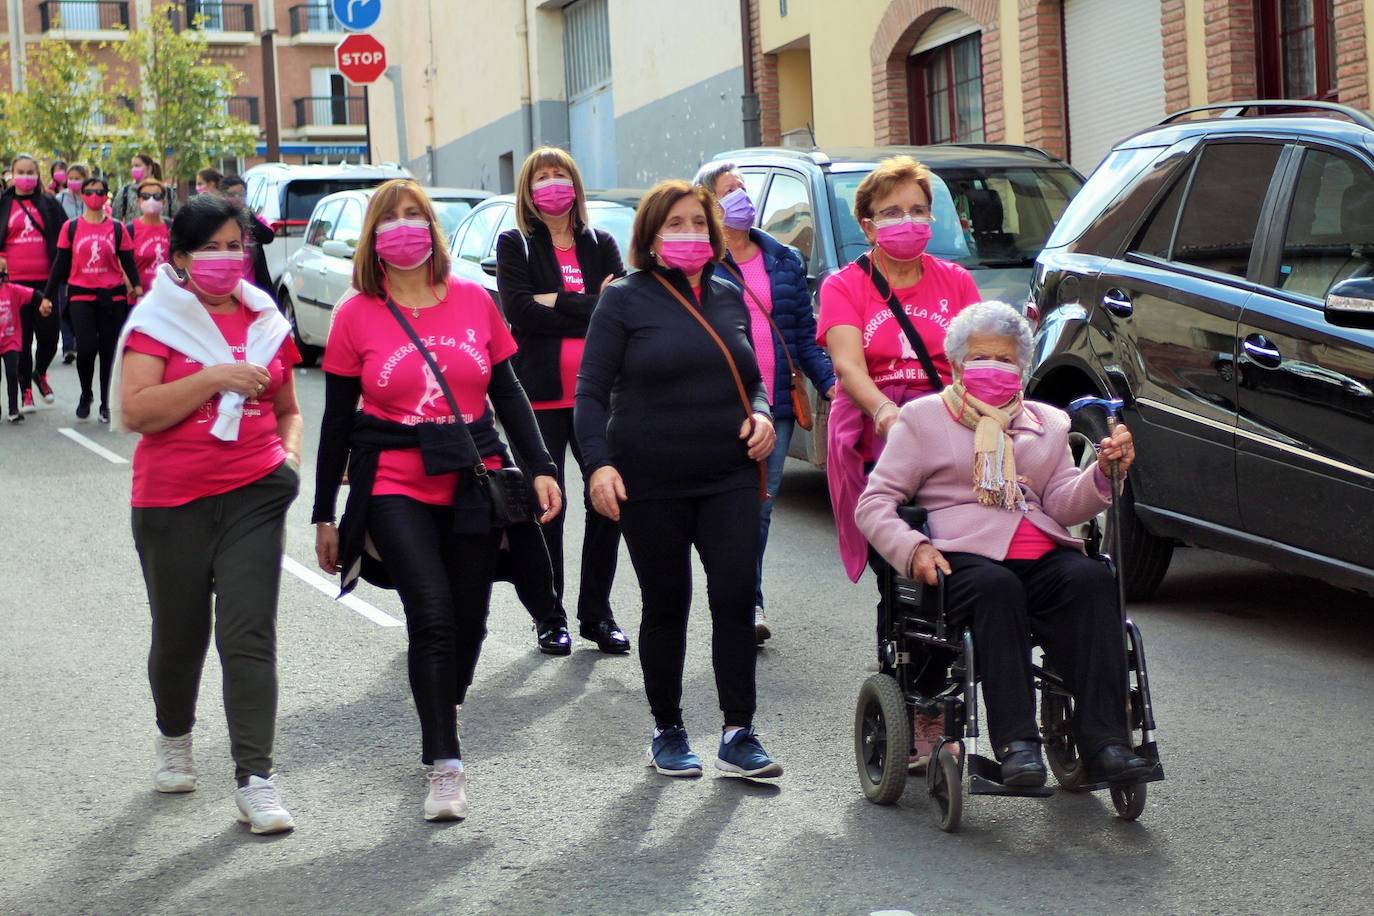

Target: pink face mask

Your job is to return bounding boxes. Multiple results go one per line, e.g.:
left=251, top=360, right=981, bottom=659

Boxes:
left=67, top=179, right=84, bottom=194
left=657, top=232, right=714, bottom=275
left=140, top=198, right=165, bottom=217
left=188, top=250, right=245, bottom=298
left=961, top=359, right=1023, bottom=406
left=131, top=167, right=146, bottom=182
left=53, top=170, right=67, bottom=185
left=375, top=218, right=433, bottom=270
left=531, top=177, right=576, bottom=217
left=13, top=175, right=39, bottom=193
left=873, top=217, right=932, bottom=262
left=82, top=192, right=109, bottom=211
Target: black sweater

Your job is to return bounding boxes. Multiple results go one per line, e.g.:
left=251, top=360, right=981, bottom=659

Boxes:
left=495, top=222, right=624, bottom=402
left=574, top=264, right=771, bottom=501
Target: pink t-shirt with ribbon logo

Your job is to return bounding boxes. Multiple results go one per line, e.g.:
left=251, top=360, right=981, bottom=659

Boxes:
left=59, top=217, right=133, bottom=293
left=5, top=200, right=51, bottom=282
left=131, top=221, right=170, bottom=291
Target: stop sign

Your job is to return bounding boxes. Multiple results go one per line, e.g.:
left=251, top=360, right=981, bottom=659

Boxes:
left=335, top=33, right=387, bottom=85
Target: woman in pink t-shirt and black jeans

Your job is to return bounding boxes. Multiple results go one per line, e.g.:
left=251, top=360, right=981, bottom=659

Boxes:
left=0, top=154, right=67, bottom=410
left=312, top=179, right=561, bottom=823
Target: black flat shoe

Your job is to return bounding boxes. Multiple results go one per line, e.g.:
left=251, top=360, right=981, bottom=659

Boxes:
left=579, top=619, right=630, bottom=654
left=75, top=394, right=91, bottom=420
left=1091, top=742, right=1152, bottom=784
left=536, top=620, right=572, bottom=656
left=998, top=739, right=1047, bottom=788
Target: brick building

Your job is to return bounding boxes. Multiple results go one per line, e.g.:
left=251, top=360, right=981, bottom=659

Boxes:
left=2, top=0, right=368, bottom=170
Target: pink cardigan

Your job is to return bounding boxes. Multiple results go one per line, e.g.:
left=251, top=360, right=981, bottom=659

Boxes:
left=855, top=394, right=1114, bottom=576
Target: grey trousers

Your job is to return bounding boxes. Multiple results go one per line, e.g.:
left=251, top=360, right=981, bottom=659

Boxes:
left=131, top=461, right=299, bottom=780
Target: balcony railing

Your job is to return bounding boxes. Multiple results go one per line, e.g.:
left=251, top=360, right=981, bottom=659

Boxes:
left=293, top=96, right=365, bottom=129
left=288, top=3, right=341, bottom=35
left=169, top=1, right=255, bottom=33
left=38, top=1, right=130, bottom=32
left=226, top=95, right=260, bottom=126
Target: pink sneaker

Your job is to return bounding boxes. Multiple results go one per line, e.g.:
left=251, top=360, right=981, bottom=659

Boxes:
left=908, top=711, right=960, bottom=771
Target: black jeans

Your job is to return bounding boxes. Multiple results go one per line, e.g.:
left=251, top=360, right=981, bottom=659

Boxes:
left=534, top=407, right=620, bottom=622
left=368, top=495, right=499, bottom=764
left=498, top=519, right=562, bottom=628
left=619, top=487, right=758, bottom=729
left=15, top=280, right=56, bottom=392
left=69, top=294, right=129, bottom=407
left=943, top=549, right=1129, bottom=758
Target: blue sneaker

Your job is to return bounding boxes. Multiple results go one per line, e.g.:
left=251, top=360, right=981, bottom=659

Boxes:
left=715, top=727, right=783, bottom=778
left=644, top=725, right=703, bottom=777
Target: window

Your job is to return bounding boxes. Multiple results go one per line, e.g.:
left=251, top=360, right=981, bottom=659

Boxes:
left=939, top=167, right=1083, bottom=266
left=758, top=172, right=815, bottom=265
left=331, top=201, right=365, bottom=249
left=305, top=201, right=342, bottom=248
left=1133, top=173, right=1189, bottom=260
left=740, top=169, right=769, bottom=209
left=1271, top=148, right=1374, bottom=300
left=457, top=205, right=505, bottom=263
left=1258, top=0, right=1336, bottom=100
left=909, top=34, right=984, bottom=145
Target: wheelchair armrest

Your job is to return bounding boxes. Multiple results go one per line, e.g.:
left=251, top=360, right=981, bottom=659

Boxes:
left=896, top=504, right=929, bottom=531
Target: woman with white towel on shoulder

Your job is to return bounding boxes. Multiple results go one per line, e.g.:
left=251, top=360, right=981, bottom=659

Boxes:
left=112, top=193, right=303, bottom=835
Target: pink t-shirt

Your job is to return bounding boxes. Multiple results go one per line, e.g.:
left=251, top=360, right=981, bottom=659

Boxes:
left=0, top=282, right=33, bottom=354
left=5, top=198, right=51, bottom=282
left=1004, top=517, right=1059, bottom=560
left=126, top=305, right=301, bottom=508
left=130, top=220, right=170, bottom=291
left=530, top=245, right=587, bottom=412
left=816, top=254, right=981, bottom=388
left=59, top=217, right=133, bottom=293
left=737, top=250, right=777, bottom=405
left=322, top=277, right=518, bottom=506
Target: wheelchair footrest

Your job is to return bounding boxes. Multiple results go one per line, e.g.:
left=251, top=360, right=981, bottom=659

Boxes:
left=967, top=753, right=1056, bottom=798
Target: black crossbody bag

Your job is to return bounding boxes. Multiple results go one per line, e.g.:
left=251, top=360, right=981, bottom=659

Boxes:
left=855, top=252, right=946, bottom=392
left=382, top=299, right=533, bottom=527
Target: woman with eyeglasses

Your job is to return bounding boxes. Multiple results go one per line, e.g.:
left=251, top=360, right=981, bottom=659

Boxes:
left=128, top=177, right=171, bottom=295
left=44, top=175, right=141, bottom=422
left=816, top=155, right=981, bottom=771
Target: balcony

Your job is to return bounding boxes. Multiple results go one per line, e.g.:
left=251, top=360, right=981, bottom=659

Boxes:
left=38, top=1, right=130, bottom=36
left=291, top=96, right=366, bottom=137
left=287, top=3, right=342, bottom=43
left=226, top=95, right=261, bottom=127
left=168, top=2, right=256, bottom=40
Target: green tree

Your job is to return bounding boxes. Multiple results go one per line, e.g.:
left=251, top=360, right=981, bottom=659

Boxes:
left=10, top=37, right=122, bottom=163
left=116, top=2, right=256, bottom=184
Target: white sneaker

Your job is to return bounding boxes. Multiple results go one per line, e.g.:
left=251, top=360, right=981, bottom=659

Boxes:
left=153, top=733, right=197, bottom=793
left=424, top=765, right=469, bottom=822
left=754, top=607, right=772, bottom=644
left=234, top=775, right=296, bottom=834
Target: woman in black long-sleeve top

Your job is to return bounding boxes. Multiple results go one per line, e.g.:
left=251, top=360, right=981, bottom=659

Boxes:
left=496, top=147, right=629, bottom=657
left=575, top=180, right=783, bottom=781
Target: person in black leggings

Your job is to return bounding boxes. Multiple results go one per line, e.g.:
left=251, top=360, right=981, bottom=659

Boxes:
left=576, top=180, right=783, bottom=781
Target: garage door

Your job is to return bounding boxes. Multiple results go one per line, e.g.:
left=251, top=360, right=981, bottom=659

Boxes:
left=1064, top=0, right=1166, bottom=173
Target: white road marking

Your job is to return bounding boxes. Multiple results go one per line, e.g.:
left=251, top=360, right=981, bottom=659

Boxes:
left=58, top=427, right=129, bottom=464
left=280, top=555, right=403, bottom=628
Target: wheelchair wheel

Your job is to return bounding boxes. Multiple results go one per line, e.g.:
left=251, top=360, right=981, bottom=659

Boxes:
left=1039, top=688, right=1086, bottom=791
left=854, top=674, right=910, bottom=805
left=1110, top=782, right=1147, bottom=821
left=927, top=744, right=963, bottom=832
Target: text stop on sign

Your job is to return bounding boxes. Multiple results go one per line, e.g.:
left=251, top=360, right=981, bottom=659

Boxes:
left=335, top=33, right=387, bottom=85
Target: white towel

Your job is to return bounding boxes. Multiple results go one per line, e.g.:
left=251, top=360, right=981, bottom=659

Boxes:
left=108, top=263, right=292, bottom=440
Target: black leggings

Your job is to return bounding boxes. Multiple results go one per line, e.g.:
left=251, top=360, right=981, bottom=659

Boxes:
left=69, top=293, right=129, bottom=407
left=619, top=487, right=758, bottom=730
left=2, top=351, right=17, bottom=414
left=942, top=549, right=1129, bottom=758
left=368, top=495, right=499, bottom=764
left=16, top=280, right=57, bottom=391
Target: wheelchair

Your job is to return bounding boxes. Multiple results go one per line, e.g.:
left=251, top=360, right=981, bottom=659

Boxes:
left=853, top=505, right=1164, bottom=832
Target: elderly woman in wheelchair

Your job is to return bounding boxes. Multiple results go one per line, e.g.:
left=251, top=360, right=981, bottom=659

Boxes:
left=855, top=301, right=1153, bottom=792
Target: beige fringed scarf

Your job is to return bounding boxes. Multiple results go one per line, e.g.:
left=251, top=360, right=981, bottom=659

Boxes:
left=941, top=384, right=1028, bottom=512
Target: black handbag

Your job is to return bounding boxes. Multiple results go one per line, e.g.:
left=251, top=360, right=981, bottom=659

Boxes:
left=382, top=299, right=533, bottom=527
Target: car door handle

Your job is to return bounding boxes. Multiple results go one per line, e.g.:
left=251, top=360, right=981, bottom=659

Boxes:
left=1242, top=334, right=1283, bottom=368
left=1102, top=288, right=1133, bottom=318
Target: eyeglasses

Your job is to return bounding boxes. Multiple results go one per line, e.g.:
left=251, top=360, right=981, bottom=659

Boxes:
left=870, top=205, right=933, bottom=222
left=138, top=191, right=165, bottom=201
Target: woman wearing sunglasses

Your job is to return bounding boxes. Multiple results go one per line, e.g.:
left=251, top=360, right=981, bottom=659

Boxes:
left=128, top=177, right=171, bottom=295
left=44, top=175, right=141, bottom=422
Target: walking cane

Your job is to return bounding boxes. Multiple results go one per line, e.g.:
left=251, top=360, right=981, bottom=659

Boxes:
left=1068, top=397, right=1127, bottom=616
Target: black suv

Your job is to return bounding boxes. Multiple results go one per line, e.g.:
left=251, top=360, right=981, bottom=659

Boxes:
left=1028, top=101, right=1374, bottom=600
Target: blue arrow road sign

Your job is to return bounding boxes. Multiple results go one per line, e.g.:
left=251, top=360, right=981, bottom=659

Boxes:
left=332, top=0, right=381, bottom=31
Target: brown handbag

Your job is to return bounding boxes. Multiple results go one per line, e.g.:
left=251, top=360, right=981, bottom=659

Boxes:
left=651, top=272, right=769, bottom=502
left=719, top=259, right=814, bottom=431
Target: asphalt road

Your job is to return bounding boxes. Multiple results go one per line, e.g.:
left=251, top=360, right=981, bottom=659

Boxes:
left=3, top=360, right=1373, bottom=916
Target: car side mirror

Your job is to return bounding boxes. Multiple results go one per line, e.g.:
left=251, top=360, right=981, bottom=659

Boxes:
left=1325, top=277, right=1374, bottom=327
left=480, top=256, right=499, bottom=277
left=321, top=239, right=354, bottom=259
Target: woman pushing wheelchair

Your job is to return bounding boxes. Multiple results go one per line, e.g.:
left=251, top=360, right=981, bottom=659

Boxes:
left=855, top=301, right=1152, bottom=790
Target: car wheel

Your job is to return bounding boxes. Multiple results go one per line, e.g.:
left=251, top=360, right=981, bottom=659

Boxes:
left=1068, top=406, right=1173, bottom=601
left=281, top=292, right=321, bottom=368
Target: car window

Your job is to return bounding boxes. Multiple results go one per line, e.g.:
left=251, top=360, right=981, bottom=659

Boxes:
left=305, top=200, right=342, bottom=248
left=331, top=200, right=365, bottom=249
left=245, top=176, right=266, bottom=214
left=433, top=199, right=478, bottom=239
left=1168, top=143, right=1284, bottom=278
left=285, top=178, right=391, bottom=237
left=492, top=204, right=517, bottom=256
left=739, top=169, right=768, bottom=210
left=1045, top=146, right=1161, bottom=250
left=1271, top=147, right=1374, bottom=301
left=1132, top=169, right=1190, bottom=259
left=587, top=202, right=635, bottom=259
left=759, top=172, right=816, bottom=264
left=457, top=204, right=504, bottom=262
left=939, top=167, right=1084, bottom=266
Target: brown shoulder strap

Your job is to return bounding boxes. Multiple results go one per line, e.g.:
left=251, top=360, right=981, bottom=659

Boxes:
left=717, top=259, right=798, bottom=379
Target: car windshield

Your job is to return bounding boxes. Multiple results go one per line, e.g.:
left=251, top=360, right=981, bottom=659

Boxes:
left=827, top=166, right=1083, bottom=269
left=431, top=198, right=481, bottom=239
left=586, top=201, right=635, bottom=256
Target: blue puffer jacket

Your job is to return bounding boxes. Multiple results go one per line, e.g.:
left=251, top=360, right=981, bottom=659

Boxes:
left=720, top=229, right=836, bottom=421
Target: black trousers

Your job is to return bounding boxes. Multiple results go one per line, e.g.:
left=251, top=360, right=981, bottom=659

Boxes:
left=499, top=520, right=562, bottom=628
left=619, top=487, right=758, bottom=729
left=368, top=495, right=499, bottom=764
left=534, top=408, right=620, bottom=623
left=2, top=351, right=18, bottom=414
left=943, top=549, right=1129, bottom=758
left=15, top=280, right=55, bottom=392
left=69, top=294, right=129, bottom=407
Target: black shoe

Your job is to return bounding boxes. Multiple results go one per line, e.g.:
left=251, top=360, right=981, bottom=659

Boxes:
left=75, top=394, right=92, bottom=420
left=997, top=739, right=1047, bottom=788
left=536, top=619, right=572, bottom=656
left=1091, top=742, right=1152, bottom=784
left=98, top=405, right=109, bottom=424
left=62, top=350, right=76, bottom=365
left=579, top=619, right=631, bottom=654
